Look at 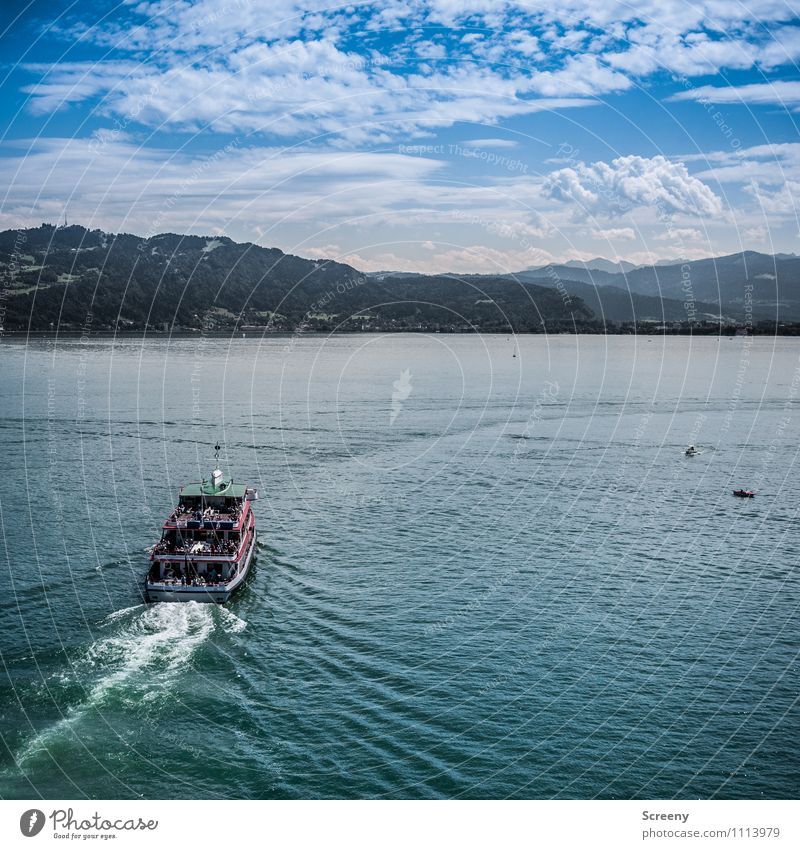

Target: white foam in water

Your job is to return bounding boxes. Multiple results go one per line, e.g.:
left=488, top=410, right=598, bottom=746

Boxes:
left=86, top=602, right=215, bottom=682
left=14, top=603, right=216, bottom=766
left=217, top=607, right=247, bottom=634
left=101, top=604, right=146, bottom=625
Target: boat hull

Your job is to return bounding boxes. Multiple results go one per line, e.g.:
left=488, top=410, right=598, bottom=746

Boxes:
left=146, top=530, right=256, bottom=604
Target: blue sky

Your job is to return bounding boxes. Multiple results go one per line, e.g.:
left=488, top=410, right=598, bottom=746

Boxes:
left=2, top=0, right=800, bottom=271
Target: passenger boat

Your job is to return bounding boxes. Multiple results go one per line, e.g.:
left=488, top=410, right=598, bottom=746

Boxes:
left=733, top=489, right=755, bottom=498
left=145, top=448, right=258, bottom=603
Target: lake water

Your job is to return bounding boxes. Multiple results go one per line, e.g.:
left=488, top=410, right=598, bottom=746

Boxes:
left=0, top=333, right=798, bottom=799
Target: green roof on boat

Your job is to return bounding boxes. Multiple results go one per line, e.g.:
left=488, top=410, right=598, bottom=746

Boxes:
left=180, top=480, right=248, bottom=498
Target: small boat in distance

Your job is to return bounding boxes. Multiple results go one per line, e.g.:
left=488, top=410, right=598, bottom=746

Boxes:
left=685, top=445, right=699, bottom=456
left=733, top=489, right=755, bottom=498
left=145, top=446, right=258, bottom=603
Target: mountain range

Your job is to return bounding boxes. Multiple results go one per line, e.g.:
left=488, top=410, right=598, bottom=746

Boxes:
left=514, top=251, right=800, bottom=322
left=0, top=225, right=587, bottom=333
left=0, top=224, right=796, bottom=333
left=542, top=258, right=638, bottom=275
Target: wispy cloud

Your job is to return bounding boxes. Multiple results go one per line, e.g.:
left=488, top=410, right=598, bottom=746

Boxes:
left=671, top=81, right=800, bottom=108
left=461, top=138, right=519, bottom=149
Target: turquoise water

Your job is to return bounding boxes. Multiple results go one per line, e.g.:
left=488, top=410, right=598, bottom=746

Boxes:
left=0, top=333, right=797, bottom=799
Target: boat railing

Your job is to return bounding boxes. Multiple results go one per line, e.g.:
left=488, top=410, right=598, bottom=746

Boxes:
left=167, top=505, right=244, bottom=527
left=153, top=541, right=239, bottom=557
left=147, top=577, right=232, bottom=588
left=149, top=564, right=239, bottom=586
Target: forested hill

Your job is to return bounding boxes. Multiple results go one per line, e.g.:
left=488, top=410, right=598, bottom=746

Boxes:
left=0, top=224, right=592, bottom=333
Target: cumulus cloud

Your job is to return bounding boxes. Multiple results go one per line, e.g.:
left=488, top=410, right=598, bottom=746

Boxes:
left=543, top=155, right=723, bottom=218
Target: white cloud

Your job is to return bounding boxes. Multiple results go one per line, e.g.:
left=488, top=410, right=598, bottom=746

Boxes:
left=688, top=142, right=800, bottom=187
left=461, top=138, right=519, bottom=149
left=24, top=47, right=595, bottom=143
left=21, top=60, right=156, bottom=114
left=606, top=30, right=761, bottom=77
left=745, top=181, right=800, bottom=216
left=653, top=228, right=703, bottom=241
left=670, top=81, right=800, bottom=108
left=0, top=124, right=791, bottom=270
left=591, top=227, right=636, bottom=240
left=613, top=247, right=715, bottom=265
left=0, top=135, right=449, bottom=236
left=745, top=226, right=769, bottom=242
left=315, top=243, right=559, bottom=275
left=27, top=0, right=800, bottom=145
left=685, top=143, right=800, bottom=221
left=529, top=54, right=632, bottom=97
left=306, top=240, right=728, bottom=274
left=543, top=155, right=723, bottom=218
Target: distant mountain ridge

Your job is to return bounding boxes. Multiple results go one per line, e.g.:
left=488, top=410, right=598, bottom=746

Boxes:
left=371, top=250, right=800, bottom=323
left=531, top=257, right=638, bottom=275
left=514, top=251, right=800, bottom=322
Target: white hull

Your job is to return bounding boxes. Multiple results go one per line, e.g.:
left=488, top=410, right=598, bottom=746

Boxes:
left=146, top=530, right=256, bottom=604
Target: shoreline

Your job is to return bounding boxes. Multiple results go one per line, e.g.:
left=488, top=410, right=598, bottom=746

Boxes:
left=2, top=324, right=800, bottom=340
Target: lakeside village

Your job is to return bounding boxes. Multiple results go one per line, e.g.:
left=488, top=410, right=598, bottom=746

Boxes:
left=8, top=317, right=800, bottom=336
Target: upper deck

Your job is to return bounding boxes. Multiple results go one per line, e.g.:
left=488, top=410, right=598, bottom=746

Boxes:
left=163, top=472, right=252, bottom=531
left=164, top=500, right=247, bottom=531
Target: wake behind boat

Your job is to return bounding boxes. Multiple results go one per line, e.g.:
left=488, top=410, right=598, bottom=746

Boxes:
left=145, top=447, right=258, bottom=603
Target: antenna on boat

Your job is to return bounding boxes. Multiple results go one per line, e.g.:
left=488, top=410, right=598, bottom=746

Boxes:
left=211, top=442, right=223, bottom=489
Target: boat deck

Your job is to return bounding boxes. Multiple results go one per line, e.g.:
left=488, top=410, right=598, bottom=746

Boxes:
left=165, top=504, right=245, bottom=530
left=148, top=576, right=231, bottom=589
left=153, top=539, right=240, bottom=557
